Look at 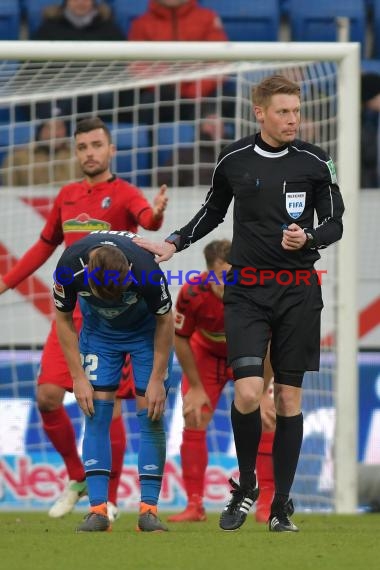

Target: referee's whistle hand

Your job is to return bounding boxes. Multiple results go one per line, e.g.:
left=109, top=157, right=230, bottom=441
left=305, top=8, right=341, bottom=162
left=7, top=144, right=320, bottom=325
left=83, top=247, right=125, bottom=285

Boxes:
left=281, top=223, right=307, bottom=251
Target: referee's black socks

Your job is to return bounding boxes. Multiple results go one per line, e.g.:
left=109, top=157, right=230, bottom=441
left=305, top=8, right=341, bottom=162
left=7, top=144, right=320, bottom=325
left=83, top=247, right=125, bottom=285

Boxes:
left=231, top=401, right=262, bottom=489
left=272, top=412, right=303, bottom=497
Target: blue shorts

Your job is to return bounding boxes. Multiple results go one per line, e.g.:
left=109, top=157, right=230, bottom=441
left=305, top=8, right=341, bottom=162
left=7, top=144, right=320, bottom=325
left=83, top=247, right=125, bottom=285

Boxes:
left=79, top=323, right=173, bottom=396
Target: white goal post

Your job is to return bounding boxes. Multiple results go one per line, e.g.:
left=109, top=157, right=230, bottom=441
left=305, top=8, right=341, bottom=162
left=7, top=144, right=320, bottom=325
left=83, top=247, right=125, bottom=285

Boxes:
left=0, top=41, right=359, bottom=514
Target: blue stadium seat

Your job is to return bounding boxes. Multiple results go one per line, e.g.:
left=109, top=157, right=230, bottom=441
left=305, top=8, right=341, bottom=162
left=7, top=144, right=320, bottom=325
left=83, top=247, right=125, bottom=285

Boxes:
left=201, top=0, right=280, bottom=41
left=18, top=0, right=27, bottom=14
left=25, top=0, right=55, bottom=37
left=106, top=123, right=151, bottom=187
left=0, top=1, right=20, bottom=40
left=0, top=109, right=10, bottom=123
left=112, top=0, right=149, bottom=36
left=0, top=62, right=21, bottom=114
left=361, top=59, right=380, bottom=74
left=372, top=1, right=380, bottom=58
left=156, top=123, right=195, bottom=166
left=288, top=0, right=367, bottom=56
left=0, top=123, right=33, bottom=147
left=0, top=123, right=34, bottom=168
left=0, top=107, right=31, bottom=124
left=279, top=0, right=290, bottom=17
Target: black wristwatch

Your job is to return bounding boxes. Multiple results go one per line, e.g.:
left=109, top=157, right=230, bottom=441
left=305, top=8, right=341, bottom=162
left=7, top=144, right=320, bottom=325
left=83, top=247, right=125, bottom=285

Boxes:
left=303, top=229, right=317, bottom=249
left=164, top=233, right=181, bottom=251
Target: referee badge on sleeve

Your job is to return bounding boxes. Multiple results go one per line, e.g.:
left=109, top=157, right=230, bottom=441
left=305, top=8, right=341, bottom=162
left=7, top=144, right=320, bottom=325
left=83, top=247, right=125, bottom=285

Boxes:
left=286, top=192, right=306, bottom=219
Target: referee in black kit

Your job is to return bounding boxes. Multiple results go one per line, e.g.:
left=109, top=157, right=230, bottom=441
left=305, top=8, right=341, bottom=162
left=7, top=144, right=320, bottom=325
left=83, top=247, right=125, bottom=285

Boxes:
left=134, top=75, right=345, bottom=533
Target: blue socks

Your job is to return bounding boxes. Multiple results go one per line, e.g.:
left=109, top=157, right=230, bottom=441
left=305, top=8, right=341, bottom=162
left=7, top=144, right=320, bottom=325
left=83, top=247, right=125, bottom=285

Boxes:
left=82, top=399, right=114, bottom=507
left=82, top=403, right=166, bottom=507
left=137, top=409, right=166, bottom=506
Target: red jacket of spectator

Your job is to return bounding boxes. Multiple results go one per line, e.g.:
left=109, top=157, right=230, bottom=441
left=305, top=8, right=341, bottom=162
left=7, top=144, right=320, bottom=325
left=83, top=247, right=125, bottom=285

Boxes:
left=128, top=0, right=228, bottom=98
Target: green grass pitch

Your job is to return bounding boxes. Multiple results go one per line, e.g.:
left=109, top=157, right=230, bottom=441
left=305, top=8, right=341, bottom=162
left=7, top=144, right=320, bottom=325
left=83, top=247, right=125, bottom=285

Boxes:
left=1, top=512, right=380, bottom=570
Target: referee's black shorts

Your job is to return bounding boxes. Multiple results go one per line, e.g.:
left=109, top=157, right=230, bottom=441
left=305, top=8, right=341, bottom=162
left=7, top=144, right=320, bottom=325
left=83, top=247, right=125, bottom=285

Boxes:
left=223, top=269, right=324, bottom=380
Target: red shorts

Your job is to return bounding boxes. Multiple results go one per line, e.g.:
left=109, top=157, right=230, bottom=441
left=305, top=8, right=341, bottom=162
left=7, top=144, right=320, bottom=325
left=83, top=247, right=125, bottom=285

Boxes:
left=181, top=340, right=232, bottom=410
left=117, top=356, right=136, bottom=399
left=38, top=312, right=135, bottom=399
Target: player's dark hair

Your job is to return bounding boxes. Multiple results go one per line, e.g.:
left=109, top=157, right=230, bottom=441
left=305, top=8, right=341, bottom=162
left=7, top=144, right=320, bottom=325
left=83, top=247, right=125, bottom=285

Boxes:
left=252, top=75, right=301, bottom=107
left=203, top=239, right=231, bottom=268
left=74, top=117, right=111, bottom=142
left=87, top=245, right=130, bottom=301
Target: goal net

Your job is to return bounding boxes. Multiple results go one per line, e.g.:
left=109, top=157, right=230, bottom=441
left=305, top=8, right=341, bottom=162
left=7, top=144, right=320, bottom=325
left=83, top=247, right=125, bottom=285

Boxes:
left=0, top=42, right=358, bottom=514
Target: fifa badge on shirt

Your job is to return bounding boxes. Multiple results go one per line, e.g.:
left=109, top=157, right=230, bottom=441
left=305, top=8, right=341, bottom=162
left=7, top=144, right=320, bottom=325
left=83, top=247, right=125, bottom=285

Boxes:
left=101, top=197, right=111, bottom=208
left=285, top=192, right=306, bottom=219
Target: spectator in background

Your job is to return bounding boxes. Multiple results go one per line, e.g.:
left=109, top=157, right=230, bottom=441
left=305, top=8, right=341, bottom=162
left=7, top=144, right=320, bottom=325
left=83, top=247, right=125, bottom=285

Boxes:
left=122, top=0, right=228, bottom=123
left=31, top=1, right=125, bottom=119
left=1, top=118, right=80, bottom=186
left=157, top=104, right=233, bottom=187
left=361, top=73, right=380, bottom=188
left=33, top=0, right=125, bottom=42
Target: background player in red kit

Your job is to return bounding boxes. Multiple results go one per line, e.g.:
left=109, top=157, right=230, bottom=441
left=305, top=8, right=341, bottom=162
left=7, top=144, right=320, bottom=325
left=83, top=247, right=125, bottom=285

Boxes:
left=168, top=239, right=275, bottom=523
left=0, top=117, right=168, bottom=520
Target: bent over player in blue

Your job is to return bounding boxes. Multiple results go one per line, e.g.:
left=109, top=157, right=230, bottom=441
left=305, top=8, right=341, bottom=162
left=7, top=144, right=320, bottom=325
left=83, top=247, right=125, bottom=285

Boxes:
left=53, top=230, right=174, bottom=532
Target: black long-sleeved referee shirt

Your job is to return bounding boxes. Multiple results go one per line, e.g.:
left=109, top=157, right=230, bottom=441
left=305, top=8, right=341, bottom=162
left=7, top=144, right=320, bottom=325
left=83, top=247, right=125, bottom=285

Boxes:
left=167, top=133, right=345, bottom=270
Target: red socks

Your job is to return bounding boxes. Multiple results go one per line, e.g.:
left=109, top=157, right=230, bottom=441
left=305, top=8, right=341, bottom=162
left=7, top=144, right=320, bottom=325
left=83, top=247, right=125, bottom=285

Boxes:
left=40, top=406, right=85, bottom=482
left=180, top=428, right=207, bottom=500
left=256, top=431, right=275, bottom=522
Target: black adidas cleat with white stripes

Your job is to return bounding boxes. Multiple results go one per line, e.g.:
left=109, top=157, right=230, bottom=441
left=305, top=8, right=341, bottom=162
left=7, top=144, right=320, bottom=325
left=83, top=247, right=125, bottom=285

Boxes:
left=269, top=498, right=299, bottom=532
left=219, top=478, right=259, bottom=531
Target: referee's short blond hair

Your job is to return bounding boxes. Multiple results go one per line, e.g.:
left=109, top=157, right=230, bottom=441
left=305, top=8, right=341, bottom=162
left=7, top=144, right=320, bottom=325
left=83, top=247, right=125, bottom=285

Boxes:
left=252, top=75, right=301, bottom=107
